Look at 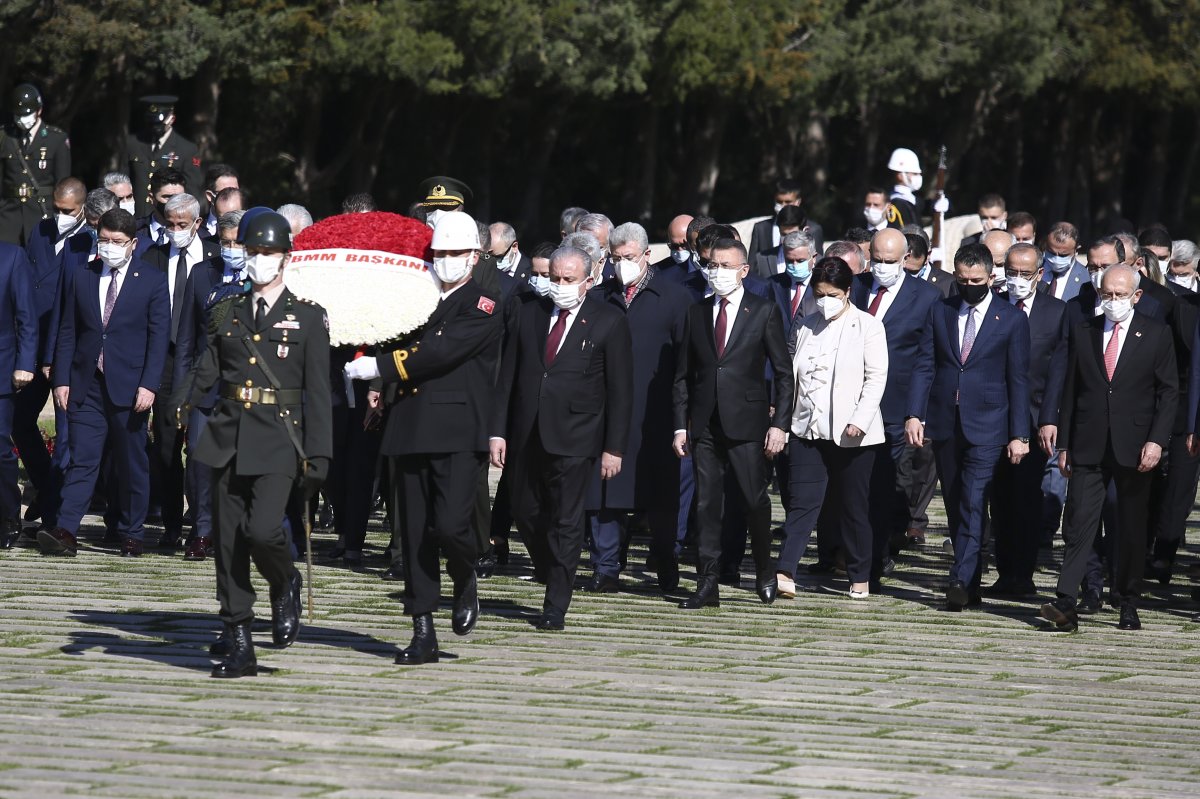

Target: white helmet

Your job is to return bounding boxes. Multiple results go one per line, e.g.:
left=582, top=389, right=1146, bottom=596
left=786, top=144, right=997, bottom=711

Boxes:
left=887, top=147, right=921, bottom=174
left=430, top=210, right=480, bottom=250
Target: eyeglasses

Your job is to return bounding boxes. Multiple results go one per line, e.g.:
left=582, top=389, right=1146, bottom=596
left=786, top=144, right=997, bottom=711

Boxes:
left=1005, top=269, right=1039, bottom=280
left=707, top=261, right=745, bottom=271
left=668, top=241, right=689, bottom=251
left=1088, top=263, right=1118, bottom=272
left=1099, top=292, right=1133, bottom=301
left=491, top=242, right=515, bottom=259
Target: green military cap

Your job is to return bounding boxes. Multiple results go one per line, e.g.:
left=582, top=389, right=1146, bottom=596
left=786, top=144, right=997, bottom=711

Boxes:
left=418, top=176, right=472, bottom=209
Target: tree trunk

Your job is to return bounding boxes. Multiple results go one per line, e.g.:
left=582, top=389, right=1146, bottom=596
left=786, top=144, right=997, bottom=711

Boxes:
left=1045, top=90, right=1076, bottom=224
left=632, top=103, right=658, bottom=228
left=191, top=69, right=221, bottom=159
left=803, top=109, right=829, bottom=197
left=677, top=99, right=730, bottom=216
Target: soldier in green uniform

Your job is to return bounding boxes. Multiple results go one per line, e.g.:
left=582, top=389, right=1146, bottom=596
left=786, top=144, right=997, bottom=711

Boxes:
left=121, top=95, right=203, bottom=218
left=178, top=211, right=332, bottom=678
left=0, top=84, right=71, bottom=245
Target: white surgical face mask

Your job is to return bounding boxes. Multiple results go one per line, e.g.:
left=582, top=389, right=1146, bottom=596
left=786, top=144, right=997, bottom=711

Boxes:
left=1159, top=258, right=1171, bottom=275
left=817, top=295, right=845, bottom=320
left=871, top=259, right=903, bottom=288
left=432, top=255, right=472, bottom=285
left=1168, top=273, right=1194, bottom=289
left=1090, top=269, right=1105, bottom=291
left=991, top=265, right=1006, bottom=289
left=864, top=206, right=885, bottom=227
left=549, top=280, right=585, bottom=310
left=670, top=248, right=689, bottom=264
left=17, top=113, right=36, bottom=131
left=529, top=274, right=551, bottom=297
left=169, top=226, right=195, bottom=250
left=707, top=268, right=740, bottom=297
left=98, top=243, right=130, bottom=269
left=1046, top=253, right=1074, bottom=274
left=1101, top=297, right=1133, bottom=323
left=905, top=173, right=923, bottom=192
left=119, top=199, right=136, bottom=215
left=980, top=217, right=1007, bottom=232
left=773, top=202, right=784, bottom=214
left=56, top=212, right=80, bottom=236
left=246, top=253, right=284, bottom=285
left=1007, top=275, right=1034, bottom=300
left=616, top=257, right=642, bottom=286
left=495, top=250, right=516, bottom=272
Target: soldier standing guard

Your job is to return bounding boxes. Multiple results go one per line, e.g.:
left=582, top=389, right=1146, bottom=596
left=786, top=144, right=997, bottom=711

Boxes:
left=178, top=211, right=332, bottom=678
left=121, top=95, right=204, bottom=218
left=0, top=85, right=71, bottom=245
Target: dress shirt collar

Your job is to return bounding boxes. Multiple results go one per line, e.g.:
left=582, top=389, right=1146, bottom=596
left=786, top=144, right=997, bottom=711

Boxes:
left=252, top=282, right=286, bottom=315
left=960, top=287, right=993, bottom=317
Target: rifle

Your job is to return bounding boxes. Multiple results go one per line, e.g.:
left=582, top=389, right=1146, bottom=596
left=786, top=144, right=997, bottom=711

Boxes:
left=931, top=145, right=947, bottom=269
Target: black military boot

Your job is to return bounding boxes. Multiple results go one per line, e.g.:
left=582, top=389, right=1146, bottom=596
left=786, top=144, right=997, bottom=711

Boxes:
left=271, top=571, right=302, bottom=648
left=395, top=613, right=439, bottom=665
left=211, top=623, right=257, bottom=678
left=209, top=626, right=233, bottom=657
left=452, top=573, right=479, bottom=636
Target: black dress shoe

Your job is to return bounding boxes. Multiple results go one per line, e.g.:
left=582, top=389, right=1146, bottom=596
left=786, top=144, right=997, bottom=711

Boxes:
left=1040, top=596, right=1079, bottom=632
left=679, top=577, right=720, bottom=609
left=38, top=527, right=78, bottom=556
left=946, top=580, right=969, bottom=611
left=157, top=529, right=182, bottom=550
left=657, top=557, right=679, bottom=593
left=451, top=573, right=479, bottom=636
left=271, top=572, right=302, bottom=648
left=533, top=613, right=565, bottom=631
left=209, top=627, right=233, bottom=657
left=1077, top=588, right=1102, bottom=615
left=14, top=526, right=39, bottom=548
left=1118, top=602, right=1142, bottom=630
left=121, top=537, right=144, bottom=557
left=22, top=500, right=41, bottom=523
left=183, top=536, right=212, bottom=561
left=211, top=623, right=257, bottom=678
left=756, top=573, right=778, bottom=605
left=475, top=552, right=496, bottom=579
left=396, top=613, right=439, bottom=664
left=583, top=572, right=620, bottom=593
left=492, top=536, right=509, bottom=566
left=381, top=564, right=404, bottom=581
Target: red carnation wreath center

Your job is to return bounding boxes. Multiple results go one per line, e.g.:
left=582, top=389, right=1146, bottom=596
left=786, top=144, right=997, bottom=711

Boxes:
left=292, top=211, right=433, bottom=261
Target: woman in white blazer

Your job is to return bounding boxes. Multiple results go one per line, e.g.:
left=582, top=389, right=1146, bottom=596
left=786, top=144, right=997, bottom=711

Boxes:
left=776, top=257, right=888, bottom=599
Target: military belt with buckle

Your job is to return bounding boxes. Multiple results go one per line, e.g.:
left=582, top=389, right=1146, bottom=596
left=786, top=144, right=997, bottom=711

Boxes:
left=220, top=383, right=302, bottom=406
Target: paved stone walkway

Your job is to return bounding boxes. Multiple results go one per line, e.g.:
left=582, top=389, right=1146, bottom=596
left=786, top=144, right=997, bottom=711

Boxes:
left=2, top=480, right=1199, bottom=798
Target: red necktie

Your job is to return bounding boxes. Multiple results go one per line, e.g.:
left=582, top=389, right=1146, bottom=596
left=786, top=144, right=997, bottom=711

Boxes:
left=624, top=284, right=637, bottom=305
left=790, top=285, right=803, bottom=318
left=1017, top=300, right=1025, bottom=311
left=715, top=298, right=729, bottom=358
left=867, top=286, right=887, bottom=316
left=1049, top=276, right=1058, bottom=297
left=545, top=309, right=570, bottom=365
left=1104, top=322, right=1121, bottom=380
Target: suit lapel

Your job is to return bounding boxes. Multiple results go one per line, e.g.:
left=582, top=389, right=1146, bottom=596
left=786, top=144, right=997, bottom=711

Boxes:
left=721, top=293, right=755, bottom=358
left=551, top=296, right=592, bottom=368
left=1110, top=313, right=1144, bottom=383
left=86, top=261, right=104, bottom=326
left=1089, top=316, right=1107, bottom=378
left=534, top=299, right=553, bottom=368
left=945, top=301, right=962, bottom=363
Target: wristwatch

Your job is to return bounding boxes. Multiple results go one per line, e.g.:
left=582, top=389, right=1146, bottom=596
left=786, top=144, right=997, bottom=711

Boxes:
left=1016, top=437, right=1030, bottom=444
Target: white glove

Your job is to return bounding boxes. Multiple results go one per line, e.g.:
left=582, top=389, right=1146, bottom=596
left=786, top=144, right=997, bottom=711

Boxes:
left=933, top=196, right=950, bottom=214
left=344, top=356, right=380, bottom=381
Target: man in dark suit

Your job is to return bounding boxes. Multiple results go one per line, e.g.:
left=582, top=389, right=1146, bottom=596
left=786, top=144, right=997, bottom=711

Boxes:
left=133, top=169, right=188, bottom=259
left=1040, top=221, right=1088, bottom=302
left=747, top=179, right=825, bottom=259
left=904, top=231, right=955, bottom=298
left=1042, top=264, right=1176, bottom=632
left=988, top=243, right=1068, bottom=597
left=142, top=193, right=222, bottom=549
left=767, top=230, right=819, bottom=350
left=178, top=211, right=331, bottom=677
left=39, top=208, right=170, bottom=557
left=584, top=222, right=691, bottom=593
left=491, top=244, right=633, bottom=631
left=672, top=238, right=793, bottom=609
left=488, top=221, right=531, bottom=300
left=0, top=241, right=36, bottom=545
left=907, top=243, right=1031, bottom=610
left=655, top=214, right=708, bottom=297
left=958, top=193, right=1008, bottom=249
left=851, top=228, right=942, bottom=579
left=752, top=205, right=808, bottom=279
left=120, top=96, right=203, bottom=218
left=345, top=212, right=502, bottom=661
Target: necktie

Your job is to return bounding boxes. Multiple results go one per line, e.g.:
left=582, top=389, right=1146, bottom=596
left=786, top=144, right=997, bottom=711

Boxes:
left=868, top=286, right=887, bottom=316
left=715, top=298, right=729, bottom=358
left=960, top=308, right=977, bottom=364
left=545, top=309, right=570, bottom=365
left=255, top=297, right=268, bottom=330
left=624, top=284, right=637, bottom=305
left=1049, top=276, right=1058, bottom=297
left=171, top=249, right=188, bottom=340
left=98, top=268, right=121, bottom=373
left=790, top=285, right=803, bottom=318
left=1104, top=322, right=1121, bottom=380
left=1017, top=300, right=1026, bottom=311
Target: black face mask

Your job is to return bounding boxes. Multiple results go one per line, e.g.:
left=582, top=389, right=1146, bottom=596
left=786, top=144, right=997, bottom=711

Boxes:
left=958, top=282, right=990, bottom=305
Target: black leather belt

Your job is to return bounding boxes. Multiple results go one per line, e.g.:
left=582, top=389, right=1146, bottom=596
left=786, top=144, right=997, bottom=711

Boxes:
left=220, top=383, right=302, bottom=406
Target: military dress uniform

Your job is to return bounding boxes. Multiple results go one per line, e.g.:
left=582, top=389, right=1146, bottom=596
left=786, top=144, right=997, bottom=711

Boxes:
left=0, top=121, right=70, bottom=245
left=122, top=130, right=203, bottom=217
left=185, top=286, right=332, bottom=629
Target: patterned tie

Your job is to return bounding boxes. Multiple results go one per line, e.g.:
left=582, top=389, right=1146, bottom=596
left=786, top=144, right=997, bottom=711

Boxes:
left=868, top=286, right=887, bottom=316
left=545, top=309, right=570, bottom=365
left=715, top=298, right=730, bottom=358
left=98, top=267, right=121, bottom=373
left=960, top=308, right=976, bottom=364
left=624, top=283, right=637, bottom=305
left=1104, top=322, right=1121, bottom=380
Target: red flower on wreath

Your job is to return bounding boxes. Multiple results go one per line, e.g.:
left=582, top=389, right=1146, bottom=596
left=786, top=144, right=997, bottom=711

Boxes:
left=292, top=212, right=433, bottom=262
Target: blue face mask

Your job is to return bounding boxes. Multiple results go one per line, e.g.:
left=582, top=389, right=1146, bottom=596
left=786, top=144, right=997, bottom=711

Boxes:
left=1045, top=252, right=1074, bottom=275
left=529, top=274, right=552, bottom=297
left=785, top=259, right=811, bottom=282
left=221, top=245, right=245, bottom=275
